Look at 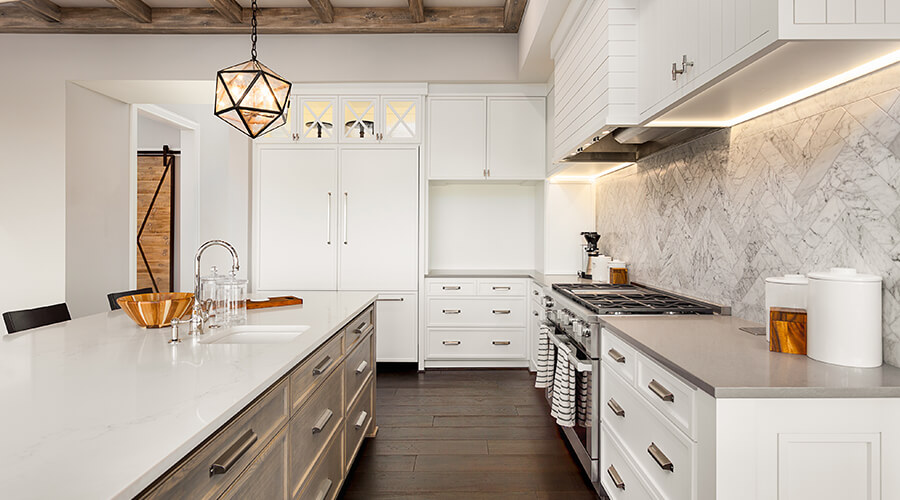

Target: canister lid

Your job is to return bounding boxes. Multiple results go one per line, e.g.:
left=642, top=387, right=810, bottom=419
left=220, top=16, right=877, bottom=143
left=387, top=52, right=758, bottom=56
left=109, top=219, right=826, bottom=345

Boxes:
left=765, top=274, right=808, bottom=285
left=807, top=267, right=881, bottom=283
left=609, top=260, right=627, bottom=268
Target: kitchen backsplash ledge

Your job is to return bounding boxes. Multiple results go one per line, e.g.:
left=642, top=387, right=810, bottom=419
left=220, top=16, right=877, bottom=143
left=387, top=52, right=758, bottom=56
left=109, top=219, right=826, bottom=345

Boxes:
left=595, top=62, right=900, bottom=367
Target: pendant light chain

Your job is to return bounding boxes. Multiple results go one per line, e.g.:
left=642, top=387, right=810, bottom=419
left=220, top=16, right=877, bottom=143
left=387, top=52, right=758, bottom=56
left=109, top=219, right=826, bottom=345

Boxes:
left=250, top=0, right=258, bottom=61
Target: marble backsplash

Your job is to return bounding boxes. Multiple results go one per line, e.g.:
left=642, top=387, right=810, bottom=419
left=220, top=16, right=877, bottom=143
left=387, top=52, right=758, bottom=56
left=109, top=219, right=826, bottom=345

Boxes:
left=595, top=62, right=900, bottom=366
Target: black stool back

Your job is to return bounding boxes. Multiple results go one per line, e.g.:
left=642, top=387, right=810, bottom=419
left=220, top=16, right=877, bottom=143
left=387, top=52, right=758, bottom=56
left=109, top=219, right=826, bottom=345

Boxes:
left=3, top=303, right=71, bottom=334
left=107, top=288, right=153, bottom=311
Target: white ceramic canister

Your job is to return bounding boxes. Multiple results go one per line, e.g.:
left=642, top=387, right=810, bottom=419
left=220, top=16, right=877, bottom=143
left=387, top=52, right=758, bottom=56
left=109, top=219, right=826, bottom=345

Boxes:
left=807, top=268, right=882, bottom=368
left=764, top=274, right=808, bottom=342
left=592, top=255, right=612, bottom=283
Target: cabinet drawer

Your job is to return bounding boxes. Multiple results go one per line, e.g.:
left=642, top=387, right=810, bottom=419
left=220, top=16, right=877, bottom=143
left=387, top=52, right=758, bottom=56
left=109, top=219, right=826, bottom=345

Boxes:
left=297, top=430, right=344, bottom=500
left=289, top=365, right=344, bottom=497
left=602, top=365, right=694, bottom=500
left=427, top=298, right=526, bottom=327
left=345, top=306, right=374, bottom=350
left=140, top=379, right=290, bottom=500
left=636, top=352, right=696, bottom=439
left=345, top=379, right=374, bottom=472
left=529, top=280, right=545, bottom=306
left=291, top=332, right=343, bottom=413
left=344, top=332, right=373, bottom=408
left=600, top=425, right=660, bottom=500
left=476, top=280, right=526, bottom=296
left=427, top=280, right=476, bottom=296
left=220, top=428, right=288, bottom=500
left=601, top=328, right=638, bottom=385
left=426, top=329, right=527, bottom=359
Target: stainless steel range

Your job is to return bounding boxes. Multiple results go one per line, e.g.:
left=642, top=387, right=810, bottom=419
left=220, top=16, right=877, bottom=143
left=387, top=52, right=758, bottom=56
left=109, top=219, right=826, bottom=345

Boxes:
left=541, top=282, right=728, bottom=495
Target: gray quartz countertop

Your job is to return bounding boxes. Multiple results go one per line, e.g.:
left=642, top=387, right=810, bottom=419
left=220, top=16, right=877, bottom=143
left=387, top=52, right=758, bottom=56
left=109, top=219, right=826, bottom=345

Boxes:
left=601, top=315, right=900, bottom=398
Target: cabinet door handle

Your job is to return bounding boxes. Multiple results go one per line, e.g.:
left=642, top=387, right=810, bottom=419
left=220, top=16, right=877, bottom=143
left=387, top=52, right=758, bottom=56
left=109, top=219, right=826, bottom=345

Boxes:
left=492, top=286, right=511, bottom=291
left=492, top=340, right=511, bottom=346
left=376, top=297, right=405, bottom=302
left=314, top=478, right=333, bottom=500
left=533, top=311, right=539, bottom=317
left=648, top=379, right=675, bottom=402
left=343, top=192, right=348, bottom=245
left=209, top=429, right=257, bottom=476
left=312, top=408, right=334, bottom=434
left=326, top=192, right=332, bottom=245
left=607, top=348, right=625, bottom=363
left=648, top=442, right=674, bottom=471
left=442, top=340, right=460, bottom=346
left=442, top=309, right=461, bottom=314
left=533, top=290, right=539, bottom=296
left=312, top=355, right=333, bottom=376
left=442, top=285, right=461, bottom=291
left=355, top=410, right=369, bottom=429
left=607, top=398, right=625, bottom=418
left=492, top=309, right=511, bottom=315
left=353, top=322, right=368, bottom=334
left=356, top=360, right=368, bottom=375
left=607, top=464, right=625, bottom=490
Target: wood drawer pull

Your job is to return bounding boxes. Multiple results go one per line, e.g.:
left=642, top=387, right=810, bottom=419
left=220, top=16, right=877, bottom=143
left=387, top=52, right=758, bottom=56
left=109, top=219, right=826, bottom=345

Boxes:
left=607, top=348, right=625, bottom=363
left=648, top=442, right=674, bottom=471
left=353, top=322, right=368, bottom=334
left=492, top=340, right=511, bottom=346
left=356, top=360, right=368, bottom=375
left=312, top=356, right=333, bottom=376
left=607, top=464, right=625, bottom=490
left=607, top=398, right=625, bottom=417
left=648, top=379, right=675, bottom=402
left=492, top=309, right=511, bottom=315
left=492, top=286, right=511, bottom=291
left=312, top=408, right=334, bottom=434
left=442, top=285, right=461, bottom=290
left=209, top=429, right=257, bottom=476
left=314, top=478, right=333, bottom=500
left=354, top=410, right=369, bottom=429
left=442, top=309, right=461, bottom=314
left=442, top=340, right=461, bottom=346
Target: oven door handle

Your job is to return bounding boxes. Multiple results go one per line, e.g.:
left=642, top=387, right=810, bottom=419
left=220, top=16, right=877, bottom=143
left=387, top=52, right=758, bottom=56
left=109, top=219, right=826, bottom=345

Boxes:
left=547, top=333, right=592, bottom=372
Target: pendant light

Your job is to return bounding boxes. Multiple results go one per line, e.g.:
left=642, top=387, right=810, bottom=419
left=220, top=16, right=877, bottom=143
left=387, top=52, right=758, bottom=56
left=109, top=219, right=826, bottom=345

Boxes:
left=214, top=0, right=291, bottom=139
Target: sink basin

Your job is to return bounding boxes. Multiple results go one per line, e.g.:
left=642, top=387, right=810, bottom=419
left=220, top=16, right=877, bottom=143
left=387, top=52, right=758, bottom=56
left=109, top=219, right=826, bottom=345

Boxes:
left=202, top=325, right=310, bottom=344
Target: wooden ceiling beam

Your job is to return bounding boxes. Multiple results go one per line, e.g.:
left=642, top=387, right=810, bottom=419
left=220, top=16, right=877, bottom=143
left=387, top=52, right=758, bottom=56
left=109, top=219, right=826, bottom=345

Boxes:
left=106, top=0, right=150, bottom=23
left=408, top=0, right=424, bottom=23
left=307, top=0, right=334, bottom=23
left=207, top=0, right=242, bottom=24
left=17, top=0, right=60, bottom=22
left=503, top=0, right=527, bottom=31
left=0, top=7, right=509, bottom=33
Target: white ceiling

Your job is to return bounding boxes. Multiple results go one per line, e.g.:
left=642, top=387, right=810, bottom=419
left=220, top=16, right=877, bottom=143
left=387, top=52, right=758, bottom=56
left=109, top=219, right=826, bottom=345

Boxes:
left=47, top=0, right=506, bottom=8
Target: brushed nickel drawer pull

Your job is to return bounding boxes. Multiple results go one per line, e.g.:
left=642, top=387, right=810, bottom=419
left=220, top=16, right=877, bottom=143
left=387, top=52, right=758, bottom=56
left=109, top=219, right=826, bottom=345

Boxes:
left=312, top=356, right=333, bottom=376
left=353, top=322, right=368, bottom=334
left=649, top=379, right=675, bottom=402
left=355, top=410, right=368, bottom=429
left=356, top=360, right=368, bottom=375
left=607, top=348, right=625, bottom=363
left=533, top=290, right=539, bottom=295
left=209, top=429, right=257, bottom=476
left=607, top=398, right=625, bottom=417
left=533, top=311, right=539, bottom=317
left=607, top=464, right=625, bottom=490
left=648, top=442, right=674, bottom=471
left=492, top=340, right=511, bottom=345
left=492, top=309, right=511, bottom=315
left=492, top=286, right=511, bottom=291
left=442, top=340, right=461, bottom=346
left=442, top=309, right=461, bottom=314
left=376, top=297, right=405, bottom=302
left=312, top=408, right=334, bottom=434
left=442, top=285, right=461, bottom=290
left=314, top=478, right=333, bottom=500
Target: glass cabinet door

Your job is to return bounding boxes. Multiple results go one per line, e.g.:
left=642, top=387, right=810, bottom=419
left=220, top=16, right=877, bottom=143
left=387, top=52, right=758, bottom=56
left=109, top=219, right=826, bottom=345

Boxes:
left=382, top=97, right=421, bottom=143
left=340, top=97, right=379, bottom=142
left=298, top=97, right=337, bottom=143
left=258, top=95, right=296, bottom=142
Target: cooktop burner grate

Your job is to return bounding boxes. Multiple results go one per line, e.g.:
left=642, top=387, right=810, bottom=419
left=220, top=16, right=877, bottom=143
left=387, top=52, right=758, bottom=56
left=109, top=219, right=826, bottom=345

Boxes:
left=552, top=283, right=718, bottom=315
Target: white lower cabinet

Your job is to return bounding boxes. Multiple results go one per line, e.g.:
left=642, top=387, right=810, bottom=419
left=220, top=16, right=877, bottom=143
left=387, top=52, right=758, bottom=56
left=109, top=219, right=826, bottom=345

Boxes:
left=600, top=426, right=661, bottom=500
left=375, top=293, right=417, bottom=362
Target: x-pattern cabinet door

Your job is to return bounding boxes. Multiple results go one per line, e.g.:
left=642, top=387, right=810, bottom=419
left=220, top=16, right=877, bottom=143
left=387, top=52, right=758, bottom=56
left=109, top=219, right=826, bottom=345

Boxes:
left=382, top=97, right=422, bottom=143
left=340, top=96, right=379, bottom=143
left=298, top=97, right=338, bottom=143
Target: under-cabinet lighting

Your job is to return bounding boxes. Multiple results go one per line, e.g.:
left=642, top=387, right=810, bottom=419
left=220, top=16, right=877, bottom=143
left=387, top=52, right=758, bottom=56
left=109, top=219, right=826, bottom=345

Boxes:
left=550, top=162, right=634, bottom=183
left=649, top=47, right=900, bottom=128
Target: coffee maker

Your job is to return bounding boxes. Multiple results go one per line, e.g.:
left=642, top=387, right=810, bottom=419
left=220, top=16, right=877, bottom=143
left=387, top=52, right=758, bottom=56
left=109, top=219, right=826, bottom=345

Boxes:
left=579, top=232, right=601, bottom=279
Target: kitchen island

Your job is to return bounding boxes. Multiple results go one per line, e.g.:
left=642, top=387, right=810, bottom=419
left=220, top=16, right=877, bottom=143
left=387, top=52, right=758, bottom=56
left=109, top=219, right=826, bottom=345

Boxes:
left=0, top=291, right=376, bottom=500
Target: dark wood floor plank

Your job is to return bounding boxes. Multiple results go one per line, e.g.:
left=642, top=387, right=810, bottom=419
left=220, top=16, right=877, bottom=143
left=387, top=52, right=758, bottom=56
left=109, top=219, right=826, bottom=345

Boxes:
left=378, top=425, right=560, bottom=440
left=377, top=415, right=434, bottom=427
left=343, top=470, right=592, bottom=493
left=350, top=453, right=417, bottom=472
left=487, top=439, right=571, bottom=456
left=380, top=395, right=544, bottom=406
left=342, top=492, right=539, bottom=500
left=362, top=439, right=489, bottom=456
left=394, top=387, right=541, bottom=397
left=414, top=454, right=581, bottom=472
left=515, top=405, right=550, bottom=415
left=433, top=415, right=554, bottom=427
left=377, top=404, right=519, bottom=416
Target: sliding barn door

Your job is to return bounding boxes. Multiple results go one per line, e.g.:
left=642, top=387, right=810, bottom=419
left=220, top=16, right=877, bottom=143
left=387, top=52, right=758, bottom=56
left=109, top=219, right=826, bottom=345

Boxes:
left=136, top=150, right=177, bottom=292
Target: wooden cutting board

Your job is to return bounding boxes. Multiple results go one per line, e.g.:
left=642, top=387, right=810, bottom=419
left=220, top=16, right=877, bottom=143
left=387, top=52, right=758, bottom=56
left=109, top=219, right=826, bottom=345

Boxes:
left=769, top=307, right=807, bottom=355
left=247, top=296, right=304, bottom=310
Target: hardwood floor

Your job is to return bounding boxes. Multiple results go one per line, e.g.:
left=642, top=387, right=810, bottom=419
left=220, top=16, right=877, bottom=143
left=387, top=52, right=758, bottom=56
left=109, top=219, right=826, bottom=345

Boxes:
left=339, top=368, right=600, bottom=499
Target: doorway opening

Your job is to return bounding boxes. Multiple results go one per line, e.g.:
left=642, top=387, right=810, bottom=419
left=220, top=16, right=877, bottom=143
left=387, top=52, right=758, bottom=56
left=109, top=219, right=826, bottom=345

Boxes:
left=136, top=146, right=179, bottom=292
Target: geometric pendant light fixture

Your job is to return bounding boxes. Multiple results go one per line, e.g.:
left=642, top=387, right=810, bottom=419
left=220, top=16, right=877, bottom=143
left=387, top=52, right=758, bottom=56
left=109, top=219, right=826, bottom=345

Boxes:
left=214, top=0, right=292, bottom=139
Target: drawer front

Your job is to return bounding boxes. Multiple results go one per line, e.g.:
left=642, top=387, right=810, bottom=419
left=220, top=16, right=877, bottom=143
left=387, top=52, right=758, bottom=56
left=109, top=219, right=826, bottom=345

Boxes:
left=345, top=306, right=374, bottom=350
left=141, top=379, right=290, bottom=500
left=529, top=280, right=545, bottom=306
left=427, top=280, right=476, bottom=296
left=344, top=332, right=374, bottom=408
left=297, top=430, right=344, bottom=500
left=426, top=328, right=527, bottom=359
left=602, top=328, right=638, bottom=385
left=291, top=332, right=343, bottom=413
left=220, top=428, right=288, bottom=500
left=476, top=280, right=526, bottom=296
left=600, top=425, right=660, bottom=500
left=602, top=365, right=694, bottom=500
left=344, top=379, right=374, bottom=472
left=289, top=365, right=344, bottom=497
left=636, top=352, right=696, bottom=439
left=427, top=298, right=526, bottom=327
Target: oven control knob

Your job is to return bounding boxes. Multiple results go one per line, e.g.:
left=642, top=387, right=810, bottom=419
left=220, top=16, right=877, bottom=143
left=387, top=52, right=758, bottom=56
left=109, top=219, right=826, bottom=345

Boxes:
left=572, top=319, right=583, bottom=336
left=542, top=296, right=555, bottom=308
left=561, top=310, right=573, bottom=325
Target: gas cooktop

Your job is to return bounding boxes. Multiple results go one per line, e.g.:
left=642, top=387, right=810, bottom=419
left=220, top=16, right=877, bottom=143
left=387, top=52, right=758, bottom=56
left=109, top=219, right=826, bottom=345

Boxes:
left=552, top=283, right=720, bottom=315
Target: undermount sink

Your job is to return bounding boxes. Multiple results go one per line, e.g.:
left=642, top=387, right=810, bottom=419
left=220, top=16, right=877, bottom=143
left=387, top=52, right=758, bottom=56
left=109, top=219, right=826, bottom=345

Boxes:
left=202, top=325, right=310, bottom=344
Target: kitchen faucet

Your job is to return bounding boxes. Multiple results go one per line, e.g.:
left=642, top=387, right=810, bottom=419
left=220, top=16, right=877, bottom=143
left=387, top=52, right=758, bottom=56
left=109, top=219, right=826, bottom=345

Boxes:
left=191, top=240, right=240, bottom=335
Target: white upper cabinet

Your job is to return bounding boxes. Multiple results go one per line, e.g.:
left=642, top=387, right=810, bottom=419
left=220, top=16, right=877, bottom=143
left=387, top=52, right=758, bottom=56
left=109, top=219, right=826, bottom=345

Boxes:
left=340, top=96, right=379, bottom=143
left=382, top=97, right=422, bottom=143
left=256, top=95, right=299, bottom=142
left=487, top=98, right=546, bottom=180
left=298, top=97, right=338, bottom=143
left=428, top=97, right=487, bottom=180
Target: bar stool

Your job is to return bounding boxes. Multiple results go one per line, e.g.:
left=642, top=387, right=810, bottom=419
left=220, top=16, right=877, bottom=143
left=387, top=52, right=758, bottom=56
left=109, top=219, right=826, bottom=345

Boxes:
left=107, top=288, right=153, bottom=311
left=3, top=303, right=71, bottom=334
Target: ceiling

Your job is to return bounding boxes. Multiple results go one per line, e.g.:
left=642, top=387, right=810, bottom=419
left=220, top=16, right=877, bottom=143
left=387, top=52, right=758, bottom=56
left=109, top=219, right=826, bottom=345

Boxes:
left=45, top=1, right=505, bottom=6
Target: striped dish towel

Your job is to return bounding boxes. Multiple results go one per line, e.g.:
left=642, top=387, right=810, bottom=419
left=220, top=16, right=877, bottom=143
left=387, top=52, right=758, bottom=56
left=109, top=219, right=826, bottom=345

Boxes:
left=576, top=370, right=592, bottom=427
left=535, top=323, right=555, bottom=389
left=550, top=341, right=577, bottom=427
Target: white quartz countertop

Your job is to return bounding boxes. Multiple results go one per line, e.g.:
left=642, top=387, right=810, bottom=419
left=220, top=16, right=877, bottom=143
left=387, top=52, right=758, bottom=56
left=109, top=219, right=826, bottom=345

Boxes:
left=601, top=315, right=900, bottom=398
left=0, top=291, right=376, bottom=500
left=425, top=269, right=588, bottom=287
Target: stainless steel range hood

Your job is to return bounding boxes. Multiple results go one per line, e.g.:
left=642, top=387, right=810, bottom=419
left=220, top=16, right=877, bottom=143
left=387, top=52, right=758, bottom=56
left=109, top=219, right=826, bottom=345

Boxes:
left=559, top=126, right=721, bottom=164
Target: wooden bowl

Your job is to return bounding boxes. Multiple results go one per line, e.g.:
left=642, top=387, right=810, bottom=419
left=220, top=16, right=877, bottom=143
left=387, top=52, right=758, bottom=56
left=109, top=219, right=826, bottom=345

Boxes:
left=117, top=293, right=194, bottom=328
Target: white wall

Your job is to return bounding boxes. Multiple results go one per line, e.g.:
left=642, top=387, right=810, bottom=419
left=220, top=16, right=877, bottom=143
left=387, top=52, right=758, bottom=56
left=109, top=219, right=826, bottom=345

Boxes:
left=64, top=83, right=131, bottom=319
left=543, top=181, right=595, bottom=274
left=137, top=115, right=181, bottom=150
